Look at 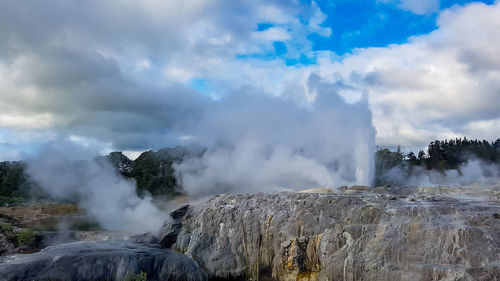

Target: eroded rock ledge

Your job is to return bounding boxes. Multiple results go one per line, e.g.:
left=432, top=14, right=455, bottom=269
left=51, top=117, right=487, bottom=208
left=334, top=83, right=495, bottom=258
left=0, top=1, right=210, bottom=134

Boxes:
left=0, top=241, right=207, bottom=281
left=169, top=186, right=500, bottom=281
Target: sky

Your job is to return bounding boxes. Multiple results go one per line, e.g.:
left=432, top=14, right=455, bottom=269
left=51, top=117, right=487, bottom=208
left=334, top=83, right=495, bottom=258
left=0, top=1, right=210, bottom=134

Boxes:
left=0, top=0, right=499, bottom=160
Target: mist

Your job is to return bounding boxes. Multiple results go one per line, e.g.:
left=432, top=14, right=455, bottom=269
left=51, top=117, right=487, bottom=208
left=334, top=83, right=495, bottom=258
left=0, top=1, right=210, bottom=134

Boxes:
left=173, top=74, right=376, bottom=195
left=25, top=141, right=166, bottom=234
left=380, top=159, right=500, bottom=187
left=21, top=73, right=378, bottom=233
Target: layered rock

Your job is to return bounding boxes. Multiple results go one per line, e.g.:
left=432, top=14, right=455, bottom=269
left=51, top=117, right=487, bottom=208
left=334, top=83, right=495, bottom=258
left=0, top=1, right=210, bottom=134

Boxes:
left=171, top=186, right=500, bottom=281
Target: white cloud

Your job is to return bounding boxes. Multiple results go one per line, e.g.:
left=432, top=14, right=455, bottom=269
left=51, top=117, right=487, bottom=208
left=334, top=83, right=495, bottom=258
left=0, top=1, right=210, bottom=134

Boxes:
left=464, top=119, right=500, bottom=141
left=0, top=113, right=54, bottom=130
left=0, top=0, right=334, bottom=157
left=251, top=27, right=291, bottom=41
left=256, top=4, right=293, bottom=24
left=313, top=2, right=500, bottom=147
left=188, top=0, right=500, bottom=149
left=122, top=150, right=143, bottom=160
left=308, top=1, right=332, bottom=37
left=398, top=0, right=439, bottom=14
left=378, top=0, right=440, bottom=14
left=0, top=0, right=500, bottom=160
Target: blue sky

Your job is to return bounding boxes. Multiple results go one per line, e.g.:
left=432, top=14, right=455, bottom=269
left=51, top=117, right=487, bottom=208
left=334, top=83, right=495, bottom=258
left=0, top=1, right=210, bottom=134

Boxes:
left=219, top=0, right=497, bottom=76
left=311, top=0, right=494, bottom=54
left=243, top=0, right=495, bottom=60
left=312, top=0, right=439, bottom=54
left=0, top=0, right=500, bottom=161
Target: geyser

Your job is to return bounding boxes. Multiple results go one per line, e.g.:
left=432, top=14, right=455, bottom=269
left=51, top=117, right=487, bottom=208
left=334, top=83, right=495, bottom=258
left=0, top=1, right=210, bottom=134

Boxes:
left=174, top=74, right=376, bottom=195
left=24, top=73, right=377, bottom=232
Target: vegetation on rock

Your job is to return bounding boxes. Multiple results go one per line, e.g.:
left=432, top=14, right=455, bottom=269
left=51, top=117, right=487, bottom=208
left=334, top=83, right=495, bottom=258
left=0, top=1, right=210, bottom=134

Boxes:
left=0, top=161, right=31, bottom=200
left=17, top=229, right=36, bottom=247
left=0, top=146, right=198, bottom=202
left=107, top=146, right=197, bottom=197
left=124, top=271, right=147, bottom=281
left=1, top=223, right=13, bottom=234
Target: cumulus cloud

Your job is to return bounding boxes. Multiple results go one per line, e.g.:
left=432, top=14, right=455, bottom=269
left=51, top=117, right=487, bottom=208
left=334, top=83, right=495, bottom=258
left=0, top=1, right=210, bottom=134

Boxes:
left=172, top=1, right=500, bottom=150
left=0, top=0, right=331, bottom=155
left=464, top=119, right=500, bottom=141
left=316, top=1, right=500, bottom=147
left=0, top=0, right=500, bottom=160
left=252, top=27, right=291, bottom=42
left=398, top=0, right=440, bottom=14
left=1, top=0, right=383, bottom=193
left=307, top=1, right=332, bottom=37
left=378, top=0, right=440, bottom=14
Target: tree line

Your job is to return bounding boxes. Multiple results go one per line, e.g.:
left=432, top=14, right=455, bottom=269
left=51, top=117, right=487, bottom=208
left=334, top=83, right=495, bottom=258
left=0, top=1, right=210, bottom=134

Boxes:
left=0, top=146, right=197, bottom=204
left=375, top=137, right=500, bottom=185
left=2, top=137, right=500, bottom=203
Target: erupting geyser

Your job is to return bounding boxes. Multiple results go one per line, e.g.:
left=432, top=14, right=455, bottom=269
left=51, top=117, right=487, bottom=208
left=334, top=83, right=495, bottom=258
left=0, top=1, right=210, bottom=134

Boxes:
left=174, top=74, right=376, bottom=195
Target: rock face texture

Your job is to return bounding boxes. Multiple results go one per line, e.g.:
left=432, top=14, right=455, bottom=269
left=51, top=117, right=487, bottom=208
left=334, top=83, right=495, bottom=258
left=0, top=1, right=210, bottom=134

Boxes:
left=0, top=241, right=207, bottom=281
left=172, top=186, right=500, bottom=281
left=160, top=204, right=189, bottom=248
left=0, top=234, right=17, bottom=256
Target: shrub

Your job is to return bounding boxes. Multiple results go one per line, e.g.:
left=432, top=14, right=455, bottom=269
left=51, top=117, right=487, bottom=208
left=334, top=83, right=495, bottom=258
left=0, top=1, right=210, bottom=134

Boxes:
left=70, top=220, right=101, bottom=231
left=1, top=223, right=14, bottom=233
left=0, top=196, right=25, bottom=206
left=124, top=271, right=147, bottom=281
left=17, top=229, right=36, bottom=247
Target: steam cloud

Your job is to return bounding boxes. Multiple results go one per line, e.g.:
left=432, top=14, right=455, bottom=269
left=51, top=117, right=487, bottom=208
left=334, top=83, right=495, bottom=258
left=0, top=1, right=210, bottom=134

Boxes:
left=24, top=73, right=376, bottom=234
left=381, top=159, right=500, bottom=187
left=174, top=74, right=376, bottom=195
left=26, top=142, right=165, bottom=234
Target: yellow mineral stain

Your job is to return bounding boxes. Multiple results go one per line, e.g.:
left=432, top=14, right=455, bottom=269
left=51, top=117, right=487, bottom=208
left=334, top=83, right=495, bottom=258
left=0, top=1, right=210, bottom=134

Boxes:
left=267, top=215, right=273, bottom=227
left=296, top=272, right=318, bottom=281
left=372, top=224, right=386, bottom=242
left=287, top=239, right=296, bottom=269
left=315, top=234, right=323, bottom=248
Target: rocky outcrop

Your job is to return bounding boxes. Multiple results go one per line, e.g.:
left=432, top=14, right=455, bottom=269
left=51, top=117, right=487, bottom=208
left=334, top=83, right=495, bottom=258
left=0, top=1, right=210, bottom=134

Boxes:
left=0, top=234, right=17, bottom=256
left=159, top=204, right=189, bottom=248
left=170, top=186, right=500, bottom=281
left=0, top=241, right=207, bottom=281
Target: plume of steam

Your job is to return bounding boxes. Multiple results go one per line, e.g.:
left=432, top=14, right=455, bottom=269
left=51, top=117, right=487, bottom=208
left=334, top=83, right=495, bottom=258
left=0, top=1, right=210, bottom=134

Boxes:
left=24, top=73, right=376, bottom=232
left=26, top=141, right=165, bottom=234
left=174, top=74, right=376, bottom=195
left=380, top=159, right=500, bottom=187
